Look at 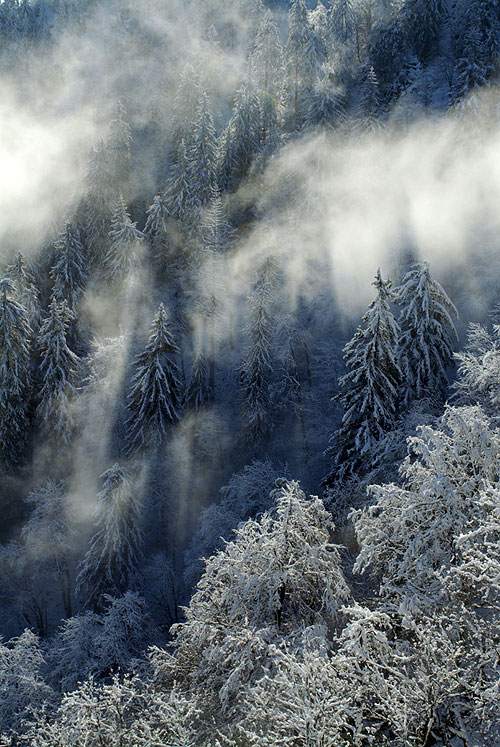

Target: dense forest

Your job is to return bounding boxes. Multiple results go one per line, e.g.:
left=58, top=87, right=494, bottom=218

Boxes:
left=1, top=0, right=500, bottom=744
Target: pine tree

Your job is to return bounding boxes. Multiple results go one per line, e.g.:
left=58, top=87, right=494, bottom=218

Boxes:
left=104, top=196, right=144, bottom=281
left=76, top=464, right=143, bottom=611
left=284, top=0, right=322, bottom=132
left=50, top=222, right=86, bottom=314
left=163, top=139, right=195, bottom=221
left=249, top=9, right=284, bottom=97
left=355, top=66, right=385, bottom=135
left=400, top=0, right=446, bottom=63
left=184, top=353, right=211, bottom=411
left=6, top=252, right=41, bottom=334
left=329, top=0, right=356, bottom=44
left=0, top=277, right=32, bottom=471
left=239, top=260, right=275, bottom=447
left=218, top=85, right=262, bottom=191
left=325, top=269, right=401, bottom=483
left=396, top=261, right=457, bottom=406
left=144, top=191, right=172, bottom=273
left=107, top=100, right=132, bottom=197
left=36, top=297, right=80, bottom=444
left=187, top=92, right=218, bottom=210
left=126, top=303, right=182, bottom=453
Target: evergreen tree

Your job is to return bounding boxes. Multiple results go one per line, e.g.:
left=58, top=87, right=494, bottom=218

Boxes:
left=107, top=100, right=132, bottom=196
left=218, top=85, right=262, bottom=191
left=6, top=252, right=41, bottom=335
left=284, top=0, right=322, bottom=132
left=249, top=9, right=284, bottom=98
left=144, top=191, right=172, bottom=273
left=76, top=465, right=143, bottom=611
left=126, top=303, right=182, bottom=453
left=104, top=196, right=144, bottom=281
left=36, top=298, right=80, bottom=444
left=50, top=222, right=86, bottom=314
left=329, top=0, right=356, bottom=44
left=0, top=277, right=32, bottom=471
left=184, top=353, right=211, bottom=411
left=187, top=92, right=217, bottom=209
left=239, top=260, right=275, bottom=447
left=400, top=0, right=446, bottom=63
left=396, top=261, right=457, bottom=406
left=163, top=139, right=195, bottom=221
left=325, top=269, right=401, bottom=483
left=355, top=65, right=385, bottom=135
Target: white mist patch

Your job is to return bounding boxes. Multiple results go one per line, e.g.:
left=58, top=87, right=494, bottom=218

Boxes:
left=233, top=102, right=500, bottom=318
left=0, top=85, right=97, bottom=256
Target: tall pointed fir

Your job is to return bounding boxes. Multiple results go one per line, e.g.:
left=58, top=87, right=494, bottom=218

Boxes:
left=325, top=270, right=401, bottom=483
left=187, top=92, right=218, bottom=210
left=126, top=303, right=182, bottom=454
left=50, top=221, right=87, bottom=314
left=184, top=352, right=212, bottom=412
left=36, top=297, right=80, bottom=445
left=219, top=85, right=263, bottom=192
left=284, top=0, right=322, bottom=132
left=400, top=0, right=446, bottom=63
left=104, top=196, right=144, bottom=281
left=396, top=261, right=457, bottom=406
left=329, top=0, right=356, bottom=44
left=249, top=10, right=284, bottom=98
left=163, top=139, right=197, bottom=223
left=81, top=139, right=115, bottom=261
left=355, top=66, right=385, bottom=135
left=107, top=100, right=132, bottom=198
left=76, top=464, right=142, bottom=611
left=239, top=260, right=275, bottom=448
left=6, top=252, right=41, bottom=335
left=144, top=191, right=172, bottom=275
left=0, top=278, right=32, bottom=472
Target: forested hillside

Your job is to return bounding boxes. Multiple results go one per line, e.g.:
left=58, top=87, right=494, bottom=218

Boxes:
left=1, top=0, right=500, bottom=745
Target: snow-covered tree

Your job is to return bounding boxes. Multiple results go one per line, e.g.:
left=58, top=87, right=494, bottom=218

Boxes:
left=6, top=252, right=41, bottom=334
left=219, top=85, right=262, bottom=191
left=453, top=322, right=500, bottom=413
left=36, top=297, right=80, bottom=445
left=104, top=195, right=144, bottom=281
left=239, top=260, right=275, bottom=447
left=325, top=269, right=401, bottom=482
left=21, top=480, right=74, bottom=621
left=144, top=190, right=172, bottom=274
left=187, top=92, right=217, bottom=209
left=0, top=277, right=32, bottom=471
left=396, top=261, right=457, bottom=406
left=167, top=480, right=349, bottom=730
left=0, top=630, right=53, bottom=736
left=284, top=0, right=322, bottom=132
left=400, top=0, right=446, bottom=63
left=249, top=9, right=284, bottom=98
left=50, top=221, right=86, bottom=314
left=329, top=0, right=356, bottom=44
left=126, top=303, right=182, bottom=453
left=76, top=465, right=143, bottom=611
left=184, top=352, right=211, bottom=412
left=163, top=139, right=195, bottom=221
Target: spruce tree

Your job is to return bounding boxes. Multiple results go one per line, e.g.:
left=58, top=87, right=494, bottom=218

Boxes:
left=126, top=303, right=182, bottom=453
left=6, top=252, right=41, bottom=335
left=285, top=0, right=322, bottom=132
left=51, top=221, right=86, bottom=314
left=187, top=92, right=218, bottom=210
left=0, top=277, right=32, bottom=471
left=36, top=297, right=80, bottom=445
left=104, top=196, right=144, bottom=281
left=144, top=191, right=172, bottom=273
left=329, top=0, right=356, bottom=44
left=325, top=269, right=401, bottom=482
left=76, top=464, right=142, bottom=611
left=239, top=260, right=275, bottom=447
left=184, top=353, right=212, bottom=411
left=396, top=261, right=457, bottom=406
